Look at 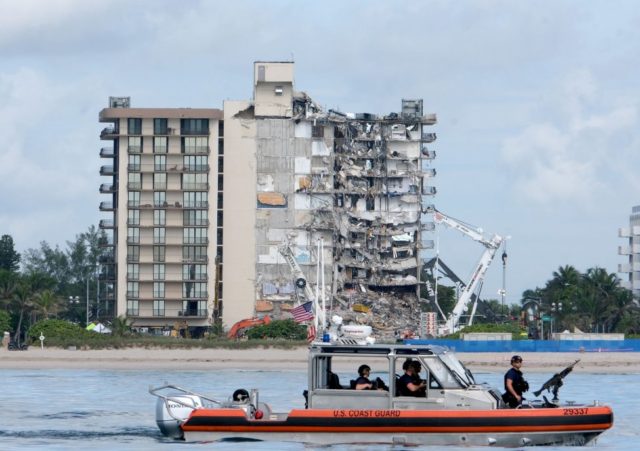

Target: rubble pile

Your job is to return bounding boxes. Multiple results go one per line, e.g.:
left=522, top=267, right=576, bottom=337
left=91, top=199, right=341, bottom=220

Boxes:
left=328, top=290, right=423, bottom=340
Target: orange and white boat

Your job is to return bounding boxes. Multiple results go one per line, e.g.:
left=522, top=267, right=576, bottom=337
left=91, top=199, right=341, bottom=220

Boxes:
left=150, top=342, right=613, bottom=447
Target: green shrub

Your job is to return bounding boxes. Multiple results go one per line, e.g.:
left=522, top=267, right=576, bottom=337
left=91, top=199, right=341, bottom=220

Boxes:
left=27, top=319, right=93, bottom=346
left=0, top=309, right=11, bottom=334
left=246, top=319, right=307, bottom=340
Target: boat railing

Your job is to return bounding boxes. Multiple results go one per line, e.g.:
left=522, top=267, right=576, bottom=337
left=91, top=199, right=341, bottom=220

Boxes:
left=149, top=382, right=223, bottom=421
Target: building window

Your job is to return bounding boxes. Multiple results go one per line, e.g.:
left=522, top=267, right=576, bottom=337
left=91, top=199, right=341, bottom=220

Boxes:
left=154, top=227, right=166, bottom=244
left=154, top=118, right=168, bottom=135
left=153, top=299, right=165, bottom=316
left=127, top=227, right=139, bottom=244
left=312, top=125, right=324, bottom=138
left=153, top=245, right=165, bottom=262
left=153, top=173, right=167, bottom=190
left=128, top=118, right=142, bottom=135
left=128, top=136, right=142, bottom=153
left=183, top=191, right=208, bottom=208
left=154, top=155, right=167, bottom=171
left=154, top=209, right=165, bottom=226
left=183, top=264, right=206, bottom=280
left=183, top=210, right=207, bottom=226
left=128, top=209, right=139, bottom=225
left=180, top=119, right=209, bottom=135
left=128, top=154, right=140, bottom=171
left=153, top=282, right=165, bottom=298
left=127, top=281, right=139, bottom=297
left=183, top=245, right=207, bottom=262
left=127, top=245, right=139, bottom=262
left=274, top=85, right=283, bottom=96
left=182, top=173, right=208, bottom=190
left=154, top=191, right=166, bottom=207
left=183, top=282, right=207, bottom=298
left=128, top=172, right=141, bottom=190
left=128, top=191, right=140, bottom=207
left=154, top=264, right=165, bottom=280
left=127, top=299, right=139, bottom=316
left=182, top=136, right=209, bottom=154
left=184, top=227, right=207, bottom=244
left=127, top=263, right=139, bottom=280
left=153, top=136, right=167, bottom=153
left=183, top=155, right=208, bottom=171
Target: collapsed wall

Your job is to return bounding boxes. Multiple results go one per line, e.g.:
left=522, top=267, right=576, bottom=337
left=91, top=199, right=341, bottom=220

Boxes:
left=254, top=92, right=437, bottom=336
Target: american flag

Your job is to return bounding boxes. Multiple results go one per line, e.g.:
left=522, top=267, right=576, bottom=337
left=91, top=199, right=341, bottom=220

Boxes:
left=306, top=325, right=316, bottom=343
left=291, top=301, right=314, bottom=323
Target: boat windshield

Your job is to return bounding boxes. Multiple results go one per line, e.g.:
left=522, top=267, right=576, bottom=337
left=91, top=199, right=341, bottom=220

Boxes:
left=439, top=353, right=474, bottom=387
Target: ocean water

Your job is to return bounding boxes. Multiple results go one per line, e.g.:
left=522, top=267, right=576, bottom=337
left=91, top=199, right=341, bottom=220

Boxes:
left=0, top=367, right=637, bottom=450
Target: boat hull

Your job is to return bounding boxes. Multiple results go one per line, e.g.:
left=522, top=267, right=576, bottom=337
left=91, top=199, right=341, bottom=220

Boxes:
left=180, top=406, right=613, bottom=446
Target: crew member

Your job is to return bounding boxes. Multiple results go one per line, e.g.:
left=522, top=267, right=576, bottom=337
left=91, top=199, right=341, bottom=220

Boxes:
left=398, top=360, right=426, bottom=396
left=503, top=355, right=529, bottom=408
left=354, top=364, right=375, bottom=390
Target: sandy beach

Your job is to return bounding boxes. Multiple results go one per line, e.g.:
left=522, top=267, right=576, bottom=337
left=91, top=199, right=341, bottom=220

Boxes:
left=2, top=346, right=640, bottom=373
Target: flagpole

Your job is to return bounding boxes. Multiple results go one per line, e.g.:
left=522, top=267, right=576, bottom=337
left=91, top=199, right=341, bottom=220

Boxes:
left=315, top=238, right=320, bottom=332
left=321, top=237, right=326, bottom=330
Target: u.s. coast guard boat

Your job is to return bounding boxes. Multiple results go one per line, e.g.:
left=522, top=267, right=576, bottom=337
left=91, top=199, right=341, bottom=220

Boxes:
left=150, top=333, right=613, bottom=447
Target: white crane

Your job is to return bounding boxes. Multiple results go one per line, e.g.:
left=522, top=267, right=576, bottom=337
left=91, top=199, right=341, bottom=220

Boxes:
left=431, top=208, right=504, bottom=335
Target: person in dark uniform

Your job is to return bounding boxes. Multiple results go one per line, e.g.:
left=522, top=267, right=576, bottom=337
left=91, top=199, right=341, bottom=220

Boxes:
left=354, top=364, right=374, bottom=390
left=397, top=360, right=426, bottom=396
left=503, top=355, right=529, bottom=408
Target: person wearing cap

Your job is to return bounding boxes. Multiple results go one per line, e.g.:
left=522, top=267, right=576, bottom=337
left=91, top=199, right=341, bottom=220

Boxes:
left=502, top=355, right=529, bottom=408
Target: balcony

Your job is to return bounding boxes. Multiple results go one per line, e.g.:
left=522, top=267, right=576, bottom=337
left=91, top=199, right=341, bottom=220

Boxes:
left=99, top=219, right=115, bottom=229
left=98, top=253, right=115, bottom=264
left=420, top=113, right=437, bottom=125
left=99, top=183, right=115, bottom=193
left=422, top=132, right=437, bottom=143
left=421, top=148, right=436, bottom=160
left=183, top=220, right=209, bottom=226
left=128, top=182, right=142, bottom=190
left=100, top=165, right=115, bottom=176
left=99, top=201, right=114, bottom=211
left=179, top=309, right=208, bottom=317
left=182, top=183, right=209, bottom=190
left=127, top=164, right=141, bottom=172
left=184, top=164, right=210, bottom=173
left=422, top=186, right=437, bottom=196
left=100, top=126, right=119, bottom=139
left=128, top=146, right=142, bottom=154
left=98, top=237, right=114, bottom=247
left=183, top=201, right=209, bottom=209
left=619, top=263, right=632, bottom=273
left=99, top=270, right=116, bottom=281
left=183, top=238, right=209, bottom=245
left=100, top=147, right=115, bottom=158
left=183, top=146, right=210, bottom=155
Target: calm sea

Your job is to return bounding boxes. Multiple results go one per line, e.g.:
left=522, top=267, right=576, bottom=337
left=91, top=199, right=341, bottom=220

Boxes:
left=0, top=367, right=636, bottom=450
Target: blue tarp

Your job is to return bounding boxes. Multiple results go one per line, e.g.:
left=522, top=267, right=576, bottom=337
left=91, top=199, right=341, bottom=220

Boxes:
left=405, top=339, right=640, bottom=352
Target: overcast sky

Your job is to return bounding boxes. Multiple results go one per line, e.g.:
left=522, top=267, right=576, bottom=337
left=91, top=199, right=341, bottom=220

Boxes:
left=1, top=0, right=638, bottom=306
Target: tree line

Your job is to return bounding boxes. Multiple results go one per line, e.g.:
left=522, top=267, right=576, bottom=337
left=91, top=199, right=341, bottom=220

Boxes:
left=0, top=228, right=104, bottom=345
left=3, top=229, right=640, bottom=344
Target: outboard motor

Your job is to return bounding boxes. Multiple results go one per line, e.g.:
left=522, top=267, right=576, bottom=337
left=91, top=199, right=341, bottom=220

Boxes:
left=155, top=394, right=203, bottom=439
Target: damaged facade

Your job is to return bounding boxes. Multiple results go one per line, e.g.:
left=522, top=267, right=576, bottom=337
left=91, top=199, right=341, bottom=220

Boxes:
left=248, top=62, right=437, bottom=335
left=98, top=61, right=437, bottom=336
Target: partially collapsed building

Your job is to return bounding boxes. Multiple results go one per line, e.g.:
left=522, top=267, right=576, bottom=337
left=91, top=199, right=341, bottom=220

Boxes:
left=98, top=61, right=437, bottom=336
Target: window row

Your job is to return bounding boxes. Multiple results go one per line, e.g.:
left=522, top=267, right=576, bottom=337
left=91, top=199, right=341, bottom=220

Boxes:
left=127, top=119, right=210, bottom=136
left=125, top=282, right=207, bottom=298
left=126, top=136, right=208, bottom=153
left=126, top=264, right=207, bottom=281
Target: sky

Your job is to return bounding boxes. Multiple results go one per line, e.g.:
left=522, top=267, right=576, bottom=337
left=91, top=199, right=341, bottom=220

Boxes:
left=1, top=0, right=639, bottom=306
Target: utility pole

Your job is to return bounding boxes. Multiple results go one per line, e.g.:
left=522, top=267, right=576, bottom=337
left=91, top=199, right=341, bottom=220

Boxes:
left=501, top=242, right=508, bottom=319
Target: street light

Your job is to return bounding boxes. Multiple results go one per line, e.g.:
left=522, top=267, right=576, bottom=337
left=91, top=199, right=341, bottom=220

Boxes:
left=551, top=301, right=563, bottom=335
left=69, top=295, right=88, bottom=326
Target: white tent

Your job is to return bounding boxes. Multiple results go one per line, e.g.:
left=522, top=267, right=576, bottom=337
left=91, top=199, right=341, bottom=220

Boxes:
left=92, top=323, right=112, bottom=334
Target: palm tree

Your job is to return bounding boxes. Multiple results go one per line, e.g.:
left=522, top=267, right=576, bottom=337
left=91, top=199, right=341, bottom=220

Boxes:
left=34, top=289, right=61, bottom=320
left=110, top=315, right=133, bottom=337
left=10, top=283, right=35, bottom=346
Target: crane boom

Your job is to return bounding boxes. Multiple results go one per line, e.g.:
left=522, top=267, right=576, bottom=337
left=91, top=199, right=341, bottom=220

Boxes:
left=278, top=243, right=317, bottom=304
left=432, top=209, right=504, bottom=335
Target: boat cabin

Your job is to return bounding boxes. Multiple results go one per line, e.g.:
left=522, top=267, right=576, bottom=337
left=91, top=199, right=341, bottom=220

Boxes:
left=307, top=343, right=503, bottom=410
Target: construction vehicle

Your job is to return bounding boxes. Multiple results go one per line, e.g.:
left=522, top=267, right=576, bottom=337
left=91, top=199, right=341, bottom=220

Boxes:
left=227, top=316, right=272, bottom=339
left=431, top=208, right=504, bottom=335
